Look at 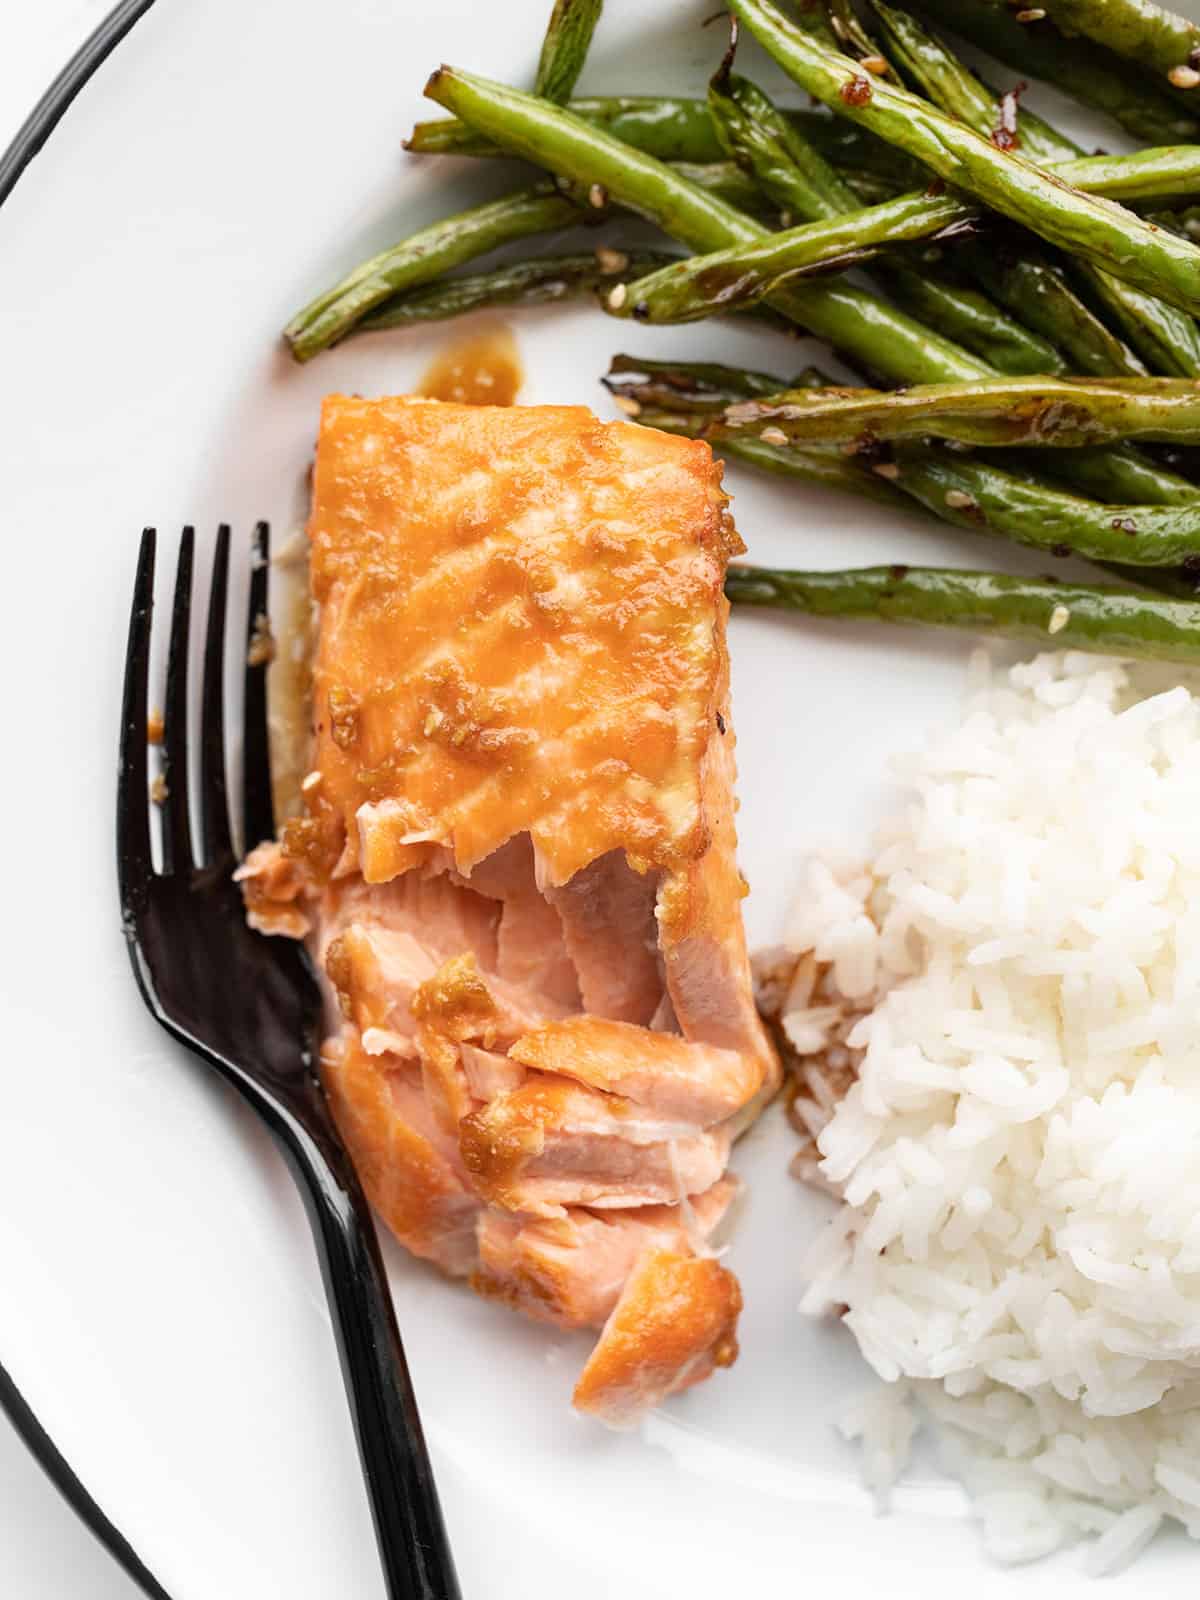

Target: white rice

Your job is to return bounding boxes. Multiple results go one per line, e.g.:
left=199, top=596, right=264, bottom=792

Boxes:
left=783, top=650, right=1200, bottom=1573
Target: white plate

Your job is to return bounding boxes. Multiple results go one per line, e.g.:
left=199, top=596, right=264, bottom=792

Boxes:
left=2, top=1, right=1195, bottom=1593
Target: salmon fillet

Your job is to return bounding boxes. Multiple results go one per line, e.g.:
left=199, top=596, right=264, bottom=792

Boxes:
left=457, top=1072, right=733, bottom=1217
left=321, top=1033, right=481, bottom=1277
left=509, top=1016, right=765, bottom=1124
left=473, top=1176, right=740, bottom=1329
left=573, top=1247, right=743, bottom=1425
left=244, top=396, right=778, bottom=1424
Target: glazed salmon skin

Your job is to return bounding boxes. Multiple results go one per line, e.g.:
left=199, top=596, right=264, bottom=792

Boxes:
left=301, top=396, right=743, bottom=883
left=240, top=396, right=778, bottom=1424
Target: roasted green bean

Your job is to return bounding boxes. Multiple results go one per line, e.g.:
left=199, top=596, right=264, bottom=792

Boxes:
left=714, top=375, right=1200, bottom=450
left=908, top=0, right=1200, bottom=143
left=286, top=183, right=585, bottom=361
left=534, top=0, right=603, bottom=103
left=727, top=0, right=1200, bottom=314
left=867, top=0, right=1200, bottom=377
left=725, top=564, right=1200, bottom=661
left=423, top=64, right=991, bottom=383
left=1038, top=0, right=1200, bottom=100
left=356, top=249, right=676, bottom=334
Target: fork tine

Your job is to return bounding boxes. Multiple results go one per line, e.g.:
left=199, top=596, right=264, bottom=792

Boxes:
left=199, top=525, right=233, bottom=865
left=242, top=521, right=275, bottom=853
left=160, top=527, right=196, bottom=876
left=117, top=528, right=157, bottom=911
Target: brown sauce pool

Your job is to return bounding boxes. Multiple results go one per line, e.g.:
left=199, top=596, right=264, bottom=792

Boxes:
left=418, top=322, right=523, bottom=406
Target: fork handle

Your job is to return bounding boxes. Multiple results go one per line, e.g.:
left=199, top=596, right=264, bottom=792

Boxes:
left=281, top=1121, right=463, bottom=1600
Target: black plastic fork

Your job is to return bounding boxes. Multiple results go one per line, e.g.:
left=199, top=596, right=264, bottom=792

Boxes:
left=117, top=524, right=462, bottom=1600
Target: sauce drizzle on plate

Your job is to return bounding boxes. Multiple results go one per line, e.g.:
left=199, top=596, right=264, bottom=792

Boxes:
left=418, top=322, right=523, bottom=405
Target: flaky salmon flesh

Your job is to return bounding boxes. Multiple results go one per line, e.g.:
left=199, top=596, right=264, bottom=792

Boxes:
left=239, top=396, right=778, bottom=1425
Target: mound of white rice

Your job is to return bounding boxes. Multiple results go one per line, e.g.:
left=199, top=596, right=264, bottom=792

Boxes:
left=782, top=650, right=1200, bottom=1574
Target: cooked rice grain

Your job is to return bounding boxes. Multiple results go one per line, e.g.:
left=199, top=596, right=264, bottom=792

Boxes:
left=787, top=651, right=1200, bottom=1571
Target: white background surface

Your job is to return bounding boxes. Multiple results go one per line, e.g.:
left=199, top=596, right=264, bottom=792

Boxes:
left=1, top=16, right=142, bottom=1600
